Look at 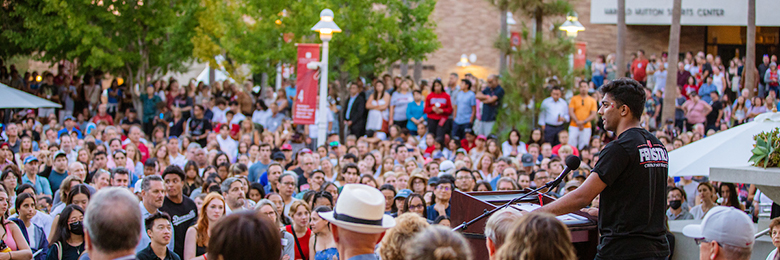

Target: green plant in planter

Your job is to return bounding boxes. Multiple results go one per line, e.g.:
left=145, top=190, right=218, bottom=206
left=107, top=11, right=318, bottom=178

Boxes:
left=750, top=128, right=780, bottom=168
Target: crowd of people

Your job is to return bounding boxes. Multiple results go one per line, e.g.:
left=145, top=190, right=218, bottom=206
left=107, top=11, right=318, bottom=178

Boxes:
left=0, top=48, right=777, bottom=260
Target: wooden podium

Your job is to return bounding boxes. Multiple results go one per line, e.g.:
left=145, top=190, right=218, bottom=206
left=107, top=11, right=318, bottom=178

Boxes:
left=450, top=189, right=598, bottom=259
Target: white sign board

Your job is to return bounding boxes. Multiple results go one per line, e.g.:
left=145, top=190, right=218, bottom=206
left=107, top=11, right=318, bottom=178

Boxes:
left=590, top=0, right=780, bottom=26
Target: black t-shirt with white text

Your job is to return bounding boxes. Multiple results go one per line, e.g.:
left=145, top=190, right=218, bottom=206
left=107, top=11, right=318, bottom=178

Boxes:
left=160, top=196, right=198, bottom=258
left=593, top=128, right=670, bottom=259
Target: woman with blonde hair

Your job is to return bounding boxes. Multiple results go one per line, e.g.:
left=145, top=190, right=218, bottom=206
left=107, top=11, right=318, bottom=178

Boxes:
left=405, top=225, right=472, bottom=260
left=475, top=153, right=495, bottom=180
left=380, top=213, right=430, bottom=260
left=124, top=142, right=144, bottom=177
left=495, top=212, right=576, bottom=260
left=285, top=200, right=311, bottom=260
left=152, top=143, right=170, bottom=172
left=184, top=193, right=226, bottom=260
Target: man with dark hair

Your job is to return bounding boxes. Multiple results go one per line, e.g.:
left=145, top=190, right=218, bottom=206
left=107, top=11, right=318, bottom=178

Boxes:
left=159, top=165, right=197, bottom=257
left=87, top=151, right=109, bottom=183
left=249, top=143, right=273, bottom=184
left=475, top=75, right=504, bottom=136
left=343, top=82, right=368, bottom=137
left=454, top=168, right=475, bottom=192
left=539, top=78, right=670, bottom=259
left=137, top=212, right=181, bottom=260
left=110, top=167, right=131, bottom=188
left=84, top=187, right=142, bottom=260
left=341, top=163, right=360, bottom=184
left=539, top=86, right=569, bottom=146
left=452, top=79, right=476, bottom=139
left=186, top=105, right=212, bottom=147
left=667, top=187, right=693, bottom=220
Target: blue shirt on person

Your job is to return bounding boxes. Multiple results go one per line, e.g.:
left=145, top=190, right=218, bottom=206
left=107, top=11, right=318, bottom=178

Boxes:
left=454, top=90, right=476, bottom=124
left=406, top=101, right=426, bottom=132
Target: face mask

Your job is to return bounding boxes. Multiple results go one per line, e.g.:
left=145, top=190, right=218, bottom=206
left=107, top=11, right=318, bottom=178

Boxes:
left=330, top=159, right=338, bottom=167
left=69, top=221, right=84, bottom=235
left=669, top=200, right=682, bottom=210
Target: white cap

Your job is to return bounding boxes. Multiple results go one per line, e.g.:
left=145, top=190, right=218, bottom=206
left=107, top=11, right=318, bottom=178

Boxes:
left=439, top=160, right=455, bottom=173
left=682, top=206, right=755, bottom=248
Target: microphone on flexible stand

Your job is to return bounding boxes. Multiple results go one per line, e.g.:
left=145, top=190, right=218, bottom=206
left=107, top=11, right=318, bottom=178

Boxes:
left=453, top=155, right=581, bottom=232
left=545, top=156, right=583, bottom=196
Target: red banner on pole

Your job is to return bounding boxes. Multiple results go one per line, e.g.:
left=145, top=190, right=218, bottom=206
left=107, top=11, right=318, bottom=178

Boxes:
left=574, top=42, right=587, bottom=69
left=293, top=44, right=321, bottom=125
left=510, top=31, right=521, bottom=48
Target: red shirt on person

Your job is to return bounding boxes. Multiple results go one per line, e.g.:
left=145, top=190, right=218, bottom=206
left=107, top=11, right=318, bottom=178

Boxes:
left=423, top=91, right=453, bottom=121
left=285, top=225, right=311, bottom=260
left=91, top=113, right=114, bottom=125
left=631, top=59, right=650, bottom=82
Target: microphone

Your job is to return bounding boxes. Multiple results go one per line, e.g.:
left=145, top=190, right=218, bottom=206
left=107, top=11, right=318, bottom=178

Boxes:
left=546, top=155, right=582, bottom=192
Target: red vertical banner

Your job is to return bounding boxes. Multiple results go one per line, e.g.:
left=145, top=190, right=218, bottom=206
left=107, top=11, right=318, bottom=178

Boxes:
left=292, top=44, right=321, bottom=125
left=574, top=42, right=587, bottom=69
left=510, top=32, right=521, bottom=48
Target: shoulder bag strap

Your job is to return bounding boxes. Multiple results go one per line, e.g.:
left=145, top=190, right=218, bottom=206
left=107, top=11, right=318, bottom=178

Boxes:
left=290, top=227, right=308, bottom=260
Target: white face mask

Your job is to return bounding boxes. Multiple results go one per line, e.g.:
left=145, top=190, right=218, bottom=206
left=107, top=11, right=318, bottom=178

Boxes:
left=330, top=159, right=338, bottom=167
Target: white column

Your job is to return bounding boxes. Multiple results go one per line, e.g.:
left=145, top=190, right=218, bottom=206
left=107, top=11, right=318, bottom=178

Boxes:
left=317, top=40, right=330, bottom=147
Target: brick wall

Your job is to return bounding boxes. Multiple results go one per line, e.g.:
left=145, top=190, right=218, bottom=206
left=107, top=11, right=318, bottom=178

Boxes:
left=389, top=0, right=710, bottom=82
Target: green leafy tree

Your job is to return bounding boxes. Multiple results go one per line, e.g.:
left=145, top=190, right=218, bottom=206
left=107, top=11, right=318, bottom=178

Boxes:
left=494, top=0, right=575, bottom=135
left=191, top=0, right=440, bottom=91
left=6, top=0, right=200, bottom=113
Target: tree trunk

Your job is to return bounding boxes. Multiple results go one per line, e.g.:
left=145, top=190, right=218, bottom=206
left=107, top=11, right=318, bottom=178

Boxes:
left=534, top=7, right=543, bottom=44
left=499, top=4, right=508, bottom=75
left=616, top=0, right=627, bottom=78
left=746, top=0, right=757, bottom=96
left=400, top=62, right=409, bottom=77
left=662, top=0, right=681, bottom=124
left=413, top=60, right=422, bottom=83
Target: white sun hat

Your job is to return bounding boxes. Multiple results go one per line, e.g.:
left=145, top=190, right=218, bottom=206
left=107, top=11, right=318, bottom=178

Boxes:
left=318, top=184, right=396, bottom=234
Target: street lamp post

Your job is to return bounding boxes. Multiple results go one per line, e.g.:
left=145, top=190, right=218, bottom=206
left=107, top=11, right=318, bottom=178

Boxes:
left=559, top=12, right=585, bottom=87
left=311, top=9, right=341, bottom=147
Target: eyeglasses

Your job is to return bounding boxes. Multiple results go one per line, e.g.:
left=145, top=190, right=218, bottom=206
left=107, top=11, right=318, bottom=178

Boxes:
left=436, top=186, right=451, bottom=191
left=409, top=204, right=424, bottom=210
left=281, top=182, right=296, bottom=186
left=694, top=238, right=722, bottom=247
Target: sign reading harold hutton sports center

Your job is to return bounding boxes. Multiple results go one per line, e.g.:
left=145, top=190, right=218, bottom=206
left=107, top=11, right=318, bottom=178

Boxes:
left=591, top=0, right=780, bottom=26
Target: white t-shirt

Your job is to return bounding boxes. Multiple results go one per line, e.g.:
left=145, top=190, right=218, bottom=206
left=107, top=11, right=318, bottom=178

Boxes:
left=230, top=113, right=247, bottom=125
left=211, top=106, right=229, bottom=124
left=25, top=223, right=37, bottom=249
left=216, top=135, right=238, bottom=161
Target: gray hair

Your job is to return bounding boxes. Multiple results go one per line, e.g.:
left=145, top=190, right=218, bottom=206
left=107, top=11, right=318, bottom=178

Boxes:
left=279, top=172, right=298, bottom=186
left=84, top=187, right=142, bottom=253
left=254, top=199, right=281, bottom=227
left=484, top=208, right=523, bottom=249
left=221, top=177, right=241, bottom=193
left=141, top=175, right=163, bottom=192
left=187, top=142, right=202, bottom=151
left=720, top=244, right=752, bottom=260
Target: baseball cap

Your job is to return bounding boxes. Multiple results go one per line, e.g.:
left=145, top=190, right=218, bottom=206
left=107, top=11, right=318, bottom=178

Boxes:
left=53, top=151, right=67, bottom=159
left=455, top=148, right=467, bottom=155
left=23, top=155, right=39, bottom=164
left=476, top=135, right=487, bottom=140
left=521, top=154, right=535, bottom=167
left=428, top=176, right=440, bottom=186
left=281, top=144, right=293, bottom=151
left=439, top=160, right=455, bottom=173
left=683, top=206, right=755, bottom=248
left=0, top=143, right=9, bottom=150
left=272, top=151, right=286, bottom=161
left=300, top=148, right=312, bottom=154
left=63, top=115, right=75, bottom=121
left=464, top=128, right=474, bottom=135
left=395, top=189, right=413, bottom=199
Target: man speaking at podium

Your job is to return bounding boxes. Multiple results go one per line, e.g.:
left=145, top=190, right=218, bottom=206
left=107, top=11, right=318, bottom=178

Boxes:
left=538, top=78, right=670, bottom=260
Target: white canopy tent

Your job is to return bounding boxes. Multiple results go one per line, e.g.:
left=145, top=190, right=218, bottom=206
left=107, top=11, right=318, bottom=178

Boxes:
left=0, top=83, right=62, bottom=109
left=669, top=112, right=780, bottom=177
left=195, top=65, right=235, bottom=84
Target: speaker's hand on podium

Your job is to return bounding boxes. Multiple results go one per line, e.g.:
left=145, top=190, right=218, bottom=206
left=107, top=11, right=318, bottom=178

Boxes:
left=584, top=207, right=599, bottom=217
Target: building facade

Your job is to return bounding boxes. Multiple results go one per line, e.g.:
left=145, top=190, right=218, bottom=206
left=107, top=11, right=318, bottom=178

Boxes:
left=407, top=0, right=780, bottom=82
